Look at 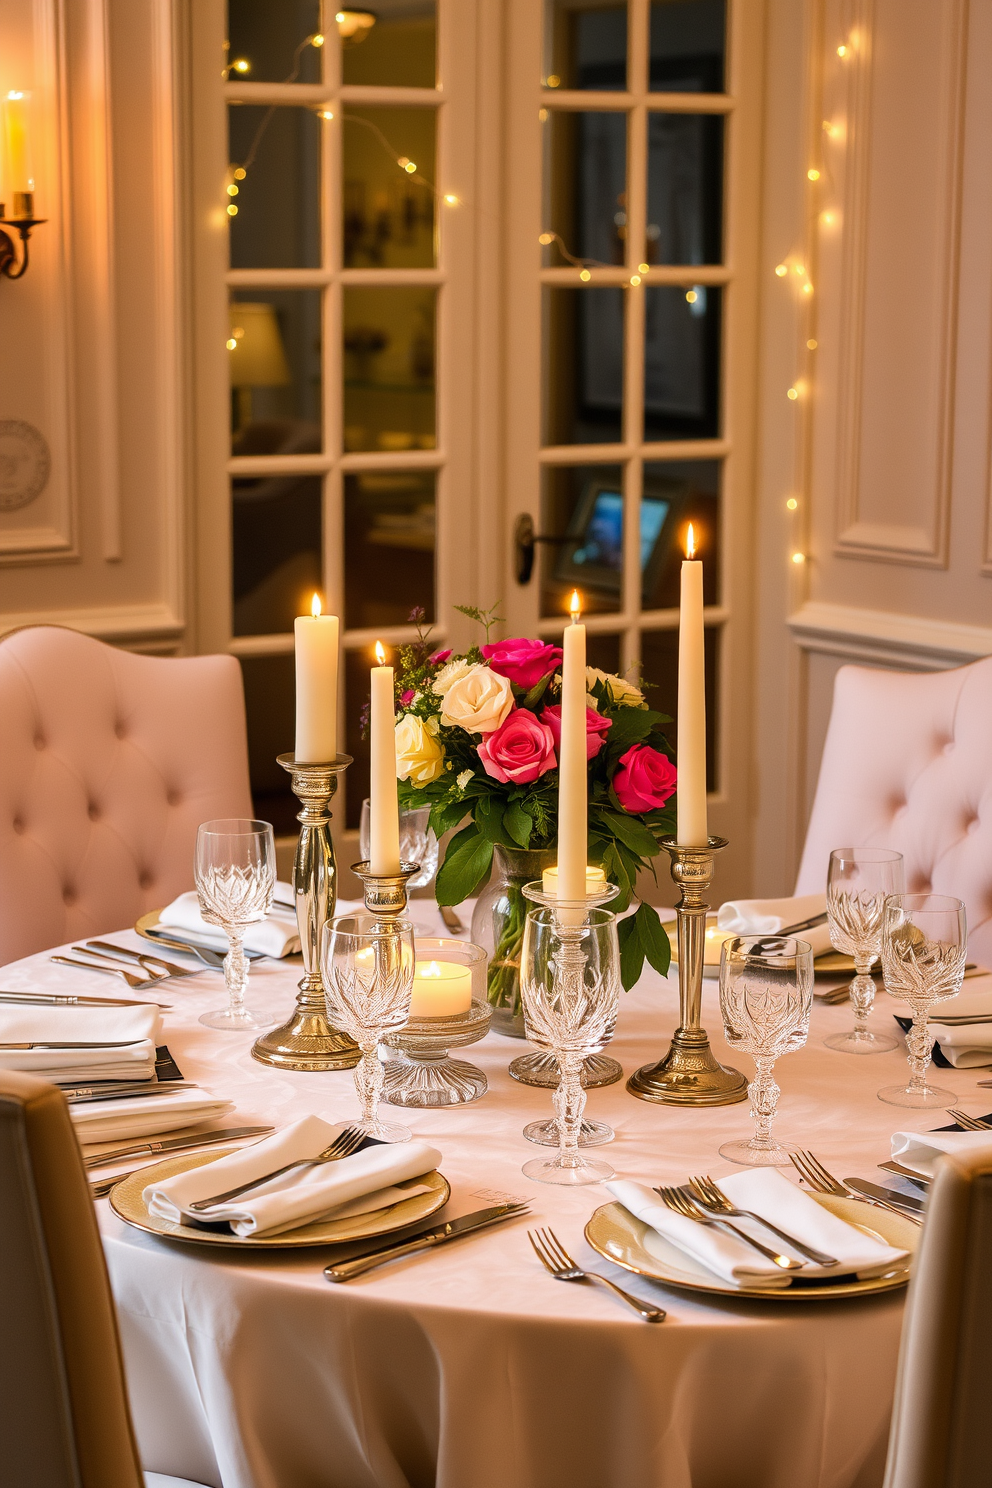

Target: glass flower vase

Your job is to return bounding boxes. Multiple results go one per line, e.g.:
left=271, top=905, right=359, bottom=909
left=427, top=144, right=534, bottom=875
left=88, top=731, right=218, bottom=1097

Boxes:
left=471, top=844, right=557, bottom=1037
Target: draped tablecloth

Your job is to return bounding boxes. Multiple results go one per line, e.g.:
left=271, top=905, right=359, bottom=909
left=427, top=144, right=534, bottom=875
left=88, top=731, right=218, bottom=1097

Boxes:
left=7, top=915, right=982, bottom=1488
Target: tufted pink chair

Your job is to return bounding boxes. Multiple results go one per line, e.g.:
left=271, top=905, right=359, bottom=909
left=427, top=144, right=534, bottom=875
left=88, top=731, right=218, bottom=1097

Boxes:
left=0, top=626, right=253, bottom=966
left=795, top=657, right=992, bottom=968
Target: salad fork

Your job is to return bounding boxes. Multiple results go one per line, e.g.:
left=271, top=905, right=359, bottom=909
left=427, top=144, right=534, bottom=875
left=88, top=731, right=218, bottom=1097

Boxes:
left=51, top=955, right=159, bottom=991
left=528, top=1227, right=665, bottom=1321
left=946, top=1109, right=992, bottom=1131
left=789, top=1151, right=922, bottom=1225
left=687, top=1174, right=839, bottom=1266
left=187, top=1124, right=367, bottom=1211
left=654, top=1185, right=802, bottom=1270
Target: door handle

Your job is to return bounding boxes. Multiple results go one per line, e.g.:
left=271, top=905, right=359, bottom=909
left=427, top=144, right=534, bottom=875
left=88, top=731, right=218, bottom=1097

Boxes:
left=513, top=514, right=569, bottom=585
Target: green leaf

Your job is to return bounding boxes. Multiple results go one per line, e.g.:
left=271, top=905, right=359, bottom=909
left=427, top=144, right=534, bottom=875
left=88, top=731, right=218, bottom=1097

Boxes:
left=429, top=799, right=471, bottom=838
left=435, top=825, right=494, bottom=906
left=503, top=798, right=533, bottom=848
left=619, top=915, right=646, bottom=991
left=602, top=709, right=655, bottom=750
left=520, top=669, right=555, bottom=710
left=475, top=795, right=513, bottom=846
left=634, top=902, right=672, bottom=976
left=593, top=807, right=659, bottom=859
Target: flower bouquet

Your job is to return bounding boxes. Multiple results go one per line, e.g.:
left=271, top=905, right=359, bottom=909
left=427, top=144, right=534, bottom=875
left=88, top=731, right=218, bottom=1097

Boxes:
left=392, top=608, right=677, bottom=1011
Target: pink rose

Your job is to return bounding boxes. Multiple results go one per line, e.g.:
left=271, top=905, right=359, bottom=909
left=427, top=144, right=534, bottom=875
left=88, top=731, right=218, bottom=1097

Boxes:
left=399, top=689, right=415, bottom=706
left=429, top=648, right=452, bottom=665
left=477, top=708, right=557, bottom=785
left=542, top=704, right=612, bottom=761
left=613, top=744, right=677, bottom=813
left=481, top=637, right=564, bottom=691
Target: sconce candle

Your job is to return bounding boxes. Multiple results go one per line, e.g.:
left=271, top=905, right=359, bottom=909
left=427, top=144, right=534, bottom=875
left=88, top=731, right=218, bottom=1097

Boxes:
left=369, top=642, right=401, bottom=874
left=677, top=524, right=708, bottom=845
left=3, top=91, right=34, bottom=205
left=294, top=594, right=338, bottom=762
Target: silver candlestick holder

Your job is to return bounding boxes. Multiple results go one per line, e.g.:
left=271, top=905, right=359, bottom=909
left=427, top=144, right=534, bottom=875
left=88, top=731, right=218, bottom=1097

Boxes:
left=252, top=753, right=359, bottom=1072
left=626, top=835, right=748, bottom=1106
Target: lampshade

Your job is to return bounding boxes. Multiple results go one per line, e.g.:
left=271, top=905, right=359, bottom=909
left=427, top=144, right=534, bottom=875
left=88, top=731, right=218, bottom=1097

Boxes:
left=228, top=302, right=291, bottom=387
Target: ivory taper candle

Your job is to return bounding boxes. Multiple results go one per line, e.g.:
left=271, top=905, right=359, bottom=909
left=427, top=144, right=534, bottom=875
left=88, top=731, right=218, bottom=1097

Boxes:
left=369, top=641, right=401, bottom=874
left=294, top=594, right=338, bottom=761
left=676, top=524, right=708, bottom=845
left=555, top=590, right=588, bottom=900
left=3, top=91, right=33, bottom=200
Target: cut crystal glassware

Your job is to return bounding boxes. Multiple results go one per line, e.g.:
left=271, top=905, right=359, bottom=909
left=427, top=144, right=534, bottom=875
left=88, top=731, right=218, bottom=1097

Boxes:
left=360, top=798, right=439, bottom=891
left=824, top=847, right=904, bottom=1054
left=878, top=893, right=966, bottom=1109
left=321, top=912, right=416, bottom=1141
left=518, top=894, right=621, bottom=1186
left=718, top=935, right=814, bottom=1166
left=195, top=818, right=277, bottom=1031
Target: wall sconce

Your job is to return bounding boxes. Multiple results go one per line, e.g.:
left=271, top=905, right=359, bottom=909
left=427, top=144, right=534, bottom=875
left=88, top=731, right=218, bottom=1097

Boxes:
left=1, top=92, right=45, bottom=281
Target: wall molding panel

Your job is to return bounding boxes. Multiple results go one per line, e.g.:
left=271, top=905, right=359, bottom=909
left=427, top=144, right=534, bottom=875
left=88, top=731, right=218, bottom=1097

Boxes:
left=789, top=600, right=992, bottom=671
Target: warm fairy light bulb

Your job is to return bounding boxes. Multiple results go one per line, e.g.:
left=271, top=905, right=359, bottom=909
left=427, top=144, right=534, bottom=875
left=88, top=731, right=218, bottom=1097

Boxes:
left=539, top=107, right=549, bottom=121
left=546, top=74, right=561, bottom=87
left=837, top=43, right=847, bottom=56
left=227, top=184, right=238, bottom=196
left=375, top=640, right=386, bottom=665
left=786, top=498, right=798, bottom=510
left=227, top=204, right=238, bottom=216
left=685, top=289, right=698, bottom=304
left=579, top=268, right=591, bottom=282
left=311, top=32, right=324, bottom=45
left=807, top=168, right=820, bottom=180
left=630, top=274, right=641, bottom=286
left=404, top=160, right=417, bottom=174
left=226, top=337, right=238, bottom=350
left=638, top=262, right=649, bottom=274
left=794, top=264, right=805, bottom=276
left=775, top=264, right=788, bottom=277
left=318, top=109, right=334, bottom=120
left=569, top=589, right=581, bottom=621
left=787, top=387, right=799, bottom=400
left=444, top=194, right=459, bottom=204
left=311, top=593, right=322, bottom=618
left=233, top=58, right=250, bottom=72
left=792, top=552, right=806, bottom=564
left=685, top=524, right=696, bottom=560
left=233, top=167, right=246, bottom=180
left=807, top=338, right=818, bottom=349
left=821, top=211, right=834, bottom=224
left=803, top=282, right=814, bottom=294
left=539, top=231, right=554, bottom=244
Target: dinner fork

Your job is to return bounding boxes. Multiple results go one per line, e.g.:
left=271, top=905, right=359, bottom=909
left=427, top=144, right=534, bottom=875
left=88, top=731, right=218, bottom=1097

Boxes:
left=947, top=1109, right=992, bottom=1131
left=83, top=942, right=200, bottom=981
left=186, top=1125, right=367, bottom=1211
left=528, top=1227, right=666, bottom=1322
left=687, top=1174, right=839, bottom=1266
left=51, top=955, right=159, bottom=991
left=654, top=1185, right=803, bottom=1270
left=789, top=1151, right=922, bottom=1225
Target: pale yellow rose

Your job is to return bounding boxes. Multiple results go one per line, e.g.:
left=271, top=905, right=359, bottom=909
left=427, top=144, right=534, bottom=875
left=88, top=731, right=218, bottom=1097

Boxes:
left=395, top=713, right=446, bottom=784
left=440, top=663, right=514, bottom=733
left=585, top=666, right=646, bottom=709
left=432, top=658, right=474, bottom=698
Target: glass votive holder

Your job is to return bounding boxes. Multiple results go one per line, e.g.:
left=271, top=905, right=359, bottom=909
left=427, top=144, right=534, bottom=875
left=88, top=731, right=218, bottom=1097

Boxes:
left=382, top=940, right=491, bottom=1107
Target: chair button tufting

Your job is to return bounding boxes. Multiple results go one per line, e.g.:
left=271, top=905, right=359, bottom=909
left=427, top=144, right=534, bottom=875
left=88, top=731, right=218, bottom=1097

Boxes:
left=62, top=887, right=76, bottom=906
left=87, top=802, right=100, bottom=822
left=943, top=740, right=955, bottom=755
left=166, top=789, right=182, bottom=807
left=12, top=817, right=24, bottom=835
left=34, top=734, right=45, bottom=751
left=139, top=871, right=153, bottom=890
left=968, top=816, right=981, bottom=835
left=114, top=721, right=126, bottom=740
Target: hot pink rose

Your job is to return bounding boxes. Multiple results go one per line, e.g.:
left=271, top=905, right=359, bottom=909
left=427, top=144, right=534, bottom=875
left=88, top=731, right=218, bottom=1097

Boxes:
left=399, top=689, right=415, bottom=706
left=481, top=637, right=564, bottom=691
left=477, top=708, right=557, bottom=785
left=613, top=744, right=677, bottom=813
left=429, top=648, right=452, bottom=665
left=542, top=704, right=612, bottom=761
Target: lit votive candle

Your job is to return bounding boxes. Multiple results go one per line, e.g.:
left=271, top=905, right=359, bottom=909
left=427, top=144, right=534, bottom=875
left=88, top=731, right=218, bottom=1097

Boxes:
left=410, top=959, right=473, bottom=1018
left=542, top=864, right=608, bottom=898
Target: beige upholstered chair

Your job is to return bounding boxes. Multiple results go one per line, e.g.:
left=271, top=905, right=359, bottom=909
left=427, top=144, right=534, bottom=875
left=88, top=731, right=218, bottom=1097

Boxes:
left=0, top=1069, right=209, bottom=1487
left=0, top=625, right=253, bottom=965
left=883, top=1141, right=992, bottom=1487
left=795, top=657, right=992, bottom=968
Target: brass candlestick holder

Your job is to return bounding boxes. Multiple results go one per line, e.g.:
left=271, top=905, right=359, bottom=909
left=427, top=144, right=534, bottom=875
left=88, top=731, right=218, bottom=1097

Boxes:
left=252, top=753, right=359, bottom=1071
left=626, top=835, right=747, bottom=1106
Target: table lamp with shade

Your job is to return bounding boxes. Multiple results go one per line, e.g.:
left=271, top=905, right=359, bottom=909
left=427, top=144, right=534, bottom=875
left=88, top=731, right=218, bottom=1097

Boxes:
left=228, top=301, right=291, bottom=431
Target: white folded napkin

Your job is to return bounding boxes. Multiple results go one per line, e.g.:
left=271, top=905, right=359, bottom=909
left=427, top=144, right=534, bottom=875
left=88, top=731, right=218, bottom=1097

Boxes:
left=0, top=1004, right=162, bottom=1082
left=72, top=1088, right=236, bottom=1145
left=716, top=893, right=832, bottom=957
left=158, top=886, right=300, bottom=958
left=144, top=1115, right=442, bottom=1237
left=928, top=1023, right=992, bottom=1068
left=607, top=1168, right=909, bottom=1289
left=891, top=1128, right=992, bottom=1179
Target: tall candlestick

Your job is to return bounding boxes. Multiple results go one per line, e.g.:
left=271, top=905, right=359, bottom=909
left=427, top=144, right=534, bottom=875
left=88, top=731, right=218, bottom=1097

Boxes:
left=677, top=524, right=708, bottom=845
left=294, top=593, right=338, bottom=762
left=369, top=641, right=401, bottom=874
left=556, top=590, right=588, bottom=900
left=3, top=91, right=33, bottom=199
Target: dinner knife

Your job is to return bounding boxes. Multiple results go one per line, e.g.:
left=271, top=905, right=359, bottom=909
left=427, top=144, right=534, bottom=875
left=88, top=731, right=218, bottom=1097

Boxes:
left=0, top=1039, right=145, bottom=1050
left=63, top=1081, right=198, bottom=1104
left=82, top=1125, right=273, bottom=1169
left=844, top=1178, right=926, bottom=1215
left=323, top=1202, right=531, bottom=1282
left=877, top=1160, right=931, bottom=1189
left=0, top=990, right=173, bottom=1010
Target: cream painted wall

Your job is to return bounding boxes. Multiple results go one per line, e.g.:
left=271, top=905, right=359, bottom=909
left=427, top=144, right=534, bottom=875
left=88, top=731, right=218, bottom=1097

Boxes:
left=752, top=0, right=992, bottom=895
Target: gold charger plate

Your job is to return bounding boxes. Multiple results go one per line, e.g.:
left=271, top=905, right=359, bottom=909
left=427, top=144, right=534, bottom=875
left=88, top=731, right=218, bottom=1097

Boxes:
left=110, top=1147, right=450, bottom=1249
left=585, top=1192, right=916, bottom=1301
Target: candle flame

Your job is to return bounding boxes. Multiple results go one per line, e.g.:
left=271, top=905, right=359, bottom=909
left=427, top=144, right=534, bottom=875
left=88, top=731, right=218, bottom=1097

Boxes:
left=422, top=961, right=441, bottom=978
left=374, top=640, right=386, bottom=666
left=569, top=589, right=581, bottom=622
left=685, top=524, right=696, bottom=560
left=311, top=592, right=322, bottom=618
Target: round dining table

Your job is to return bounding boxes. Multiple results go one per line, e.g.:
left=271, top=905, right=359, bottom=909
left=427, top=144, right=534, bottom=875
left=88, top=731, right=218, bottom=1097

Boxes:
left=6, top=909, right=975, bottom=1488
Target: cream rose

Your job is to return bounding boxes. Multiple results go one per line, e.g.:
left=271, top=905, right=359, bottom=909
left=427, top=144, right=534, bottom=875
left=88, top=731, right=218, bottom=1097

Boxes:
left=432, top=658, right=474, bottom=698
left=395, top=713, right=446, bottom=784
left=586, top=666, right=646, bottom=709
left=439, top=663, right=514, bottom=733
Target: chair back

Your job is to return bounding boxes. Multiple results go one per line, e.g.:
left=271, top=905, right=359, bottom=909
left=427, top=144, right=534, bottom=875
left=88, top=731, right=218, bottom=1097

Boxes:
left=883, top=1142, right=992, bottom=1488
left=0, top=1069, right=144, bottom=1488
left=0, top=626, right=253, bottom=964
left=795, top=658, right=992, bottom=968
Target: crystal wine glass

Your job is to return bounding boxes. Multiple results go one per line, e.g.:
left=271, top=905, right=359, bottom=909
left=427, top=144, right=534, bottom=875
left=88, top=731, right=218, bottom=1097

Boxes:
left=360, top=799, right=439, bottom=891
left=878, top=893, right=966, bottom=1109
left=321, top=912, right=416, bottom=1142
left=195, top=818, right=277, bottom=1031
left=719, top=935, right=814, bottom=1166
left=518, top=903, right=621, bottom=1185
left=824, top=847, right=905, bottom=1054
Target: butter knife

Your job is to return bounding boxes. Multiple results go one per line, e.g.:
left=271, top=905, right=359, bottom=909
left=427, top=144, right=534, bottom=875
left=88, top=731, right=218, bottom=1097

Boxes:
left=0, top=990, right=173, bottom=1009
left=0, top=1039, right=145, bottom=1050
left=324, top=1202, right=530, bottom=1282
left=82, top=1125, right=273, bottom=1169
left=844, top=1178, right=926, bottom=1216
left=64, top=1081, right=198, bottom=1104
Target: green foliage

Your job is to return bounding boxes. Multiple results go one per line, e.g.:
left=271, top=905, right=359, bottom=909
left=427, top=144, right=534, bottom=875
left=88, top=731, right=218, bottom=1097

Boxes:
left=453, top=601, right=505, bottom=643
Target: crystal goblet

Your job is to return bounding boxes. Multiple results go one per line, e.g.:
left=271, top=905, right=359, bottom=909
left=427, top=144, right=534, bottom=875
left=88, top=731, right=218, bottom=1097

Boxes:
left=718, top=935, right=814, bottom=1166
left=195, top=818, right=277, bottom=1031
left=824, top=847, right=904, bottom=1054
left=321, top=912, right=416, bottom=1142
left=360, top=799, right=439, bottom=891
left=518, top=897, right=621, bottom=1186
left=878, top=893, right=966, bottom=1109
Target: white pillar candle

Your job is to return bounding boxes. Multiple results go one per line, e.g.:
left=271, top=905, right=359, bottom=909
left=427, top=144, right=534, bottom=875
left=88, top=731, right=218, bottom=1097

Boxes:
left=555, top=590, right=588, bottom=900
left=409, top=959, right=473, bottom=1017
left=369, top=642, right=401, bottom=874
left=677, top=525, right=708, bottom=845
left=542, top=865, right=606, bottom=897
left=294, top=594, right=339, bottom=762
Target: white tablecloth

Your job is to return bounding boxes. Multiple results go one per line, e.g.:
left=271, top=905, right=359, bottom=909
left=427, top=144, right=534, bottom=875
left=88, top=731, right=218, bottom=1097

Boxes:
left=6, top=916, right=985, bottom=1488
